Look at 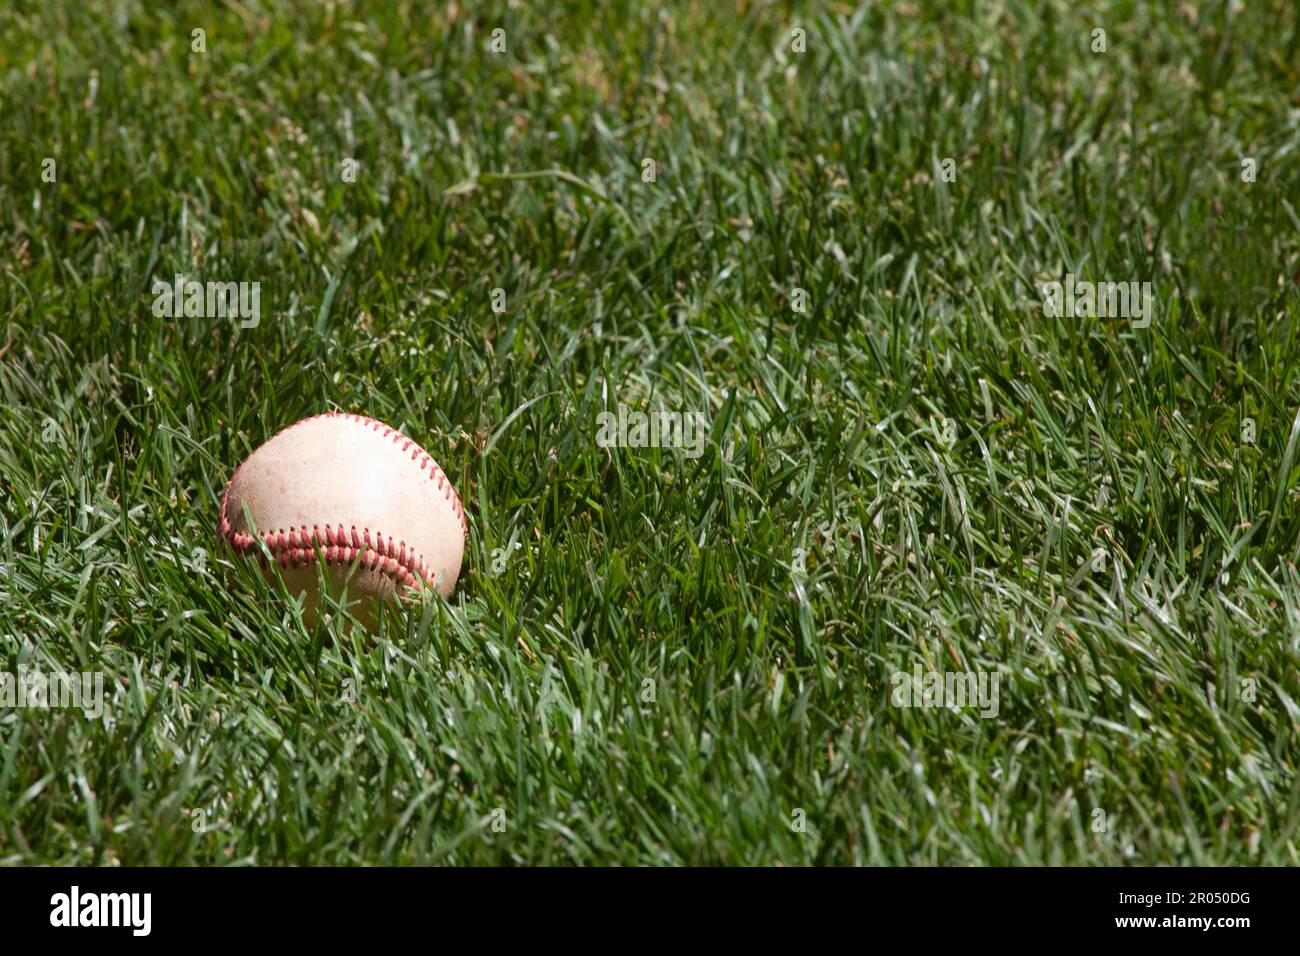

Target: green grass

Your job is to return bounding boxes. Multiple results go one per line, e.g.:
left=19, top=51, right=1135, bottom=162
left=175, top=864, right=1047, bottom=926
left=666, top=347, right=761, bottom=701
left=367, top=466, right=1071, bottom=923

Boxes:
left=1, top=0, right=1299, bottom=865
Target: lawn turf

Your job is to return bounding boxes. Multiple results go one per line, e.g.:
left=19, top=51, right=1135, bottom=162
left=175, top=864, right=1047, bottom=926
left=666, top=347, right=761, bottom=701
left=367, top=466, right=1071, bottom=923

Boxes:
left=1, top=0, right=1299, bottom=864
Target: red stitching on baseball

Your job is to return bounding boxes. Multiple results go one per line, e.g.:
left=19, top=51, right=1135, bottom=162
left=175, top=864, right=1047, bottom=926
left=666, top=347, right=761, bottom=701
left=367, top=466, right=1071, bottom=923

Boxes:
left=215, top=517, right=423, bottom=590
left=217, top=411, right=467, bottom=589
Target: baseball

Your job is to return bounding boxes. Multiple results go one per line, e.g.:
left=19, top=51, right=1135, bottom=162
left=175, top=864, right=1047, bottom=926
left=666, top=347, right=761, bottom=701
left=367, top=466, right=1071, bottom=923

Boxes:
left=218, top=412, right=467, bottom=625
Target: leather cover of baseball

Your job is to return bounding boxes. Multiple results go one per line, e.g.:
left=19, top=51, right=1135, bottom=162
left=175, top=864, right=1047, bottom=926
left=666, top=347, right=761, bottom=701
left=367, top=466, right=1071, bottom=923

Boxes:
left=218, top=412, right=467, bottom=624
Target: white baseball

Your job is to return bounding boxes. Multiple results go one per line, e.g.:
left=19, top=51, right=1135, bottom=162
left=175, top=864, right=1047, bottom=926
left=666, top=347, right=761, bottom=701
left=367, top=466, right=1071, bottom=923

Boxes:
left=218, top=412, right=467, bottom=624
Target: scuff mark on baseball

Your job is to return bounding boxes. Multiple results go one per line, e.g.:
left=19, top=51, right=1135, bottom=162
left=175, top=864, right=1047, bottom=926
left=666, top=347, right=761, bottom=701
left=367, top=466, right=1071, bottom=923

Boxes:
left=218, top=412, right=467, bottom=623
